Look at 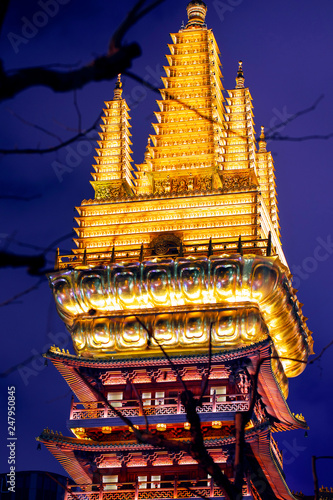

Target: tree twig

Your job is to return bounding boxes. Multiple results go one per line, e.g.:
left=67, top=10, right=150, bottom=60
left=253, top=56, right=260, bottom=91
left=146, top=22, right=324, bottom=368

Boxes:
left=198, top=322, right=214, bottom=406
left=0, top=115, right=101, bottom=154
left=135, top=315, right=189, bottom=394
left=0, top=277, right=45, bottom=307
left=0, top=0, right=167, bottom=102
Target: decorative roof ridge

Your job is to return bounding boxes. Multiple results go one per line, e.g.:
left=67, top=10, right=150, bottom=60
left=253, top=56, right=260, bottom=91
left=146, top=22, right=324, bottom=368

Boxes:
left=78, top=185, right=259, bottom=206
left=257, top=346, right=308, bottom=429
left=38, top=422, right=270, bottom=451
left=44, top=339, right=272, bottom=366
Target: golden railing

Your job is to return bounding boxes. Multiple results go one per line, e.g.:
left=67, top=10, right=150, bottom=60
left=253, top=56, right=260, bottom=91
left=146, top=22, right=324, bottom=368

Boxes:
left=57, top=237, right=273, bottom=270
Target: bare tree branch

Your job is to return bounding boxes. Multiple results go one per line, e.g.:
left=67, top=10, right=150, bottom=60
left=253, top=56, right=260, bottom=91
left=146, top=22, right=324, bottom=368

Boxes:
left=73, top=90, right=82, bottom=134
left=1, top=73, right=330, bottom=156
left=266, top=132, right=333, bottom=142
left=6, top=108, right=63, bottom=142
left=130, top=380, right=150, bottom=432
left=265, top=95, right=325, bottom=136
left=0, top=277, right=45, bottom=307
left=0, top=114, right=100, bottom=154
left=0, top=250, right=46, bottom=274
left=198, top=322, right=213, bottom=406
left=309, top=339, right=333, bottom=364
left=0, top=45, right=141, bottom=102
left=0, top=0, right=168, bottom=102
left=110, top=0, right=165, bottom=54
left=135, top=315, right=189, bottom=394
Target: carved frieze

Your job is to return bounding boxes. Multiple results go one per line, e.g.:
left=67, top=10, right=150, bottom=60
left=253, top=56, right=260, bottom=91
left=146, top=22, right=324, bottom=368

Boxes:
left=95, top=185, right=120, bottom=201
left=94, top=182, right=131, bottom=201
left=154, top=174, right=212, bottom=195
left=221, top=172, right=257, bottom=192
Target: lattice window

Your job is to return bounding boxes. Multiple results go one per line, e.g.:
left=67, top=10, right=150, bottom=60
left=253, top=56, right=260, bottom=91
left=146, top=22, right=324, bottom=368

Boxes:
left=107, top=392, right=123, bottom=408
left=138, top=476, right=148, bottom=489
left=151, top=475, right=161, bottom=489
left=142, top=392, right=151, bottom=406
left=155, top=391, right=165, bottom=406
left=210, top=386, right=226, bottom=402
left=103, top=475, right=118, bottom=491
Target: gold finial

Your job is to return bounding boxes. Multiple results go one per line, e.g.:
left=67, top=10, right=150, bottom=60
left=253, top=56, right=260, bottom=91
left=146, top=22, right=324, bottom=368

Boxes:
left=113, top=74, right=123, bottom=100
left=186, top=0, right=207, bottom=28
left=258, top=125, right=267, bottom=152
left=144, top=137, right=151, bottom=161
left=235, top=60, right=245, bottom=89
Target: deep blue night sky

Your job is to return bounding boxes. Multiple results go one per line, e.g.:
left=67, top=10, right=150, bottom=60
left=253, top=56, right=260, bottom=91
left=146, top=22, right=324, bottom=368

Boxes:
left=1, top=0, right=333, bottom=494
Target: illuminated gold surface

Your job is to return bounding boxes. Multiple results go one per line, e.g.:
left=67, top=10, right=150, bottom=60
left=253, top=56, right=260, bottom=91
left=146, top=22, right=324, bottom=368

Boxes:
left=50, top=2, right=312, bottom=395
left=212, top=421, right=222, bottom=429
left=49, top=255, right=311, bottom=377
left=101, top=426, right=112, bottom=434
left=67, top=9, right=283, bottom=266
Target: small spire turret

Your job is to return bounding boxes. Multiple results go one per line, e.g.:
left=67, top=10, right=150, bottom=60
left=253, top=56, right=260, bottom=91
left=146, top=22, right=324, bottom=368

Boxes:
left=144, top=138, right=151, bottom=161
left=235, top=60, right=245, bottom=89
left=258, top=126, right=267, bottom=152
left=113, top=74, right=123, bottom=100
left=186, top=0, right=207, bottom=28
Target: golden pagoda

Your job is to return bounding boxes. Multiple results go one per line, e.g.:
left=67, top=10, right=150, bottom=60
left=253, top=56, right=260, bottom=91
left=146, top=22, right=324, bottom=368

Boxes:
left=39, top=2, right=313, bottom=499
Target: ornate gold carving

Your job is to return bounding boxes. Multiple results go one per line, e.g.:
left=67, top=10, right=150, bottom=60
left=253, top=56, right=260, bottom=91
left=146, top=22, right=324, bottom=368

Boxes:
left=154, top=174, right=212, bottom=195
left=221, top=172, right=257, bottom=192
left=49, top=255, right=310, bottom=377
left=71, top=306, right=267, bottom=355
left=151, top=233, right=181, bottom=255
left=95, top=182, right=132, bottom=201
left=95, top=185, right=120, bottom=201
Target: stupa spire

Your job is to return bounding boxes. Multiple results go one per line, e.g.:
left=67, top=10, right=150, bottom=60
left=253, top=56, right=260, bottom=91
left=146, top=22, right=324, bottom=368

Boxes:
left=88, top=75, right=134, bottom=204
left=185, top=0, right=207, bottom=28
left=258, top=125, right=267, bottom=152
left=235, top=60, right=245, bottom=88
left=113, top=74, right=123, bottom=100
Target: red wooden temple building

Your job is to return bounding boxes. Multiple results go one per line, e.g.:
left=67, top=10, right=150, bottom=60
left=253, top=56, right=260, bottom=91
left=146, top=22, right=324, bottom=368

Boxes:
left=38, top=2, right=313, bottom=499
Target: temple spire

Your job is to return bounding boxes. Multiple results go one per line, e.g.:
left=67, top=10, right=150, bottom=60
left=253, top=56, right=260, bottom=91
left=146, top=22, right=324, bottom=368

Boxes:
left=144, top=137, right=151, bottom=161
left=88, top=74, right=134, bottom=202
left=113, top=74, right=123, bottom=100
left=235, top=60, right=245, bottom=88
left=186, top=0, right=207, bottom=28
left=258, top=126, right=267, bottom=152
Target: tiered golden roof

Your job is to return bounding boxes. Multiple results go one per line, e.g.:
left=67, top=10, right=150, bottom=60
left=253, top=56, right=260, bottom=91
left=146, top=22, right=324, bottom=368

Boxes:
left=50, top=1, right=312, bottom=381
left=67, top=7, right=283, bottom=265
left=91, top=74, right=134, bottom=200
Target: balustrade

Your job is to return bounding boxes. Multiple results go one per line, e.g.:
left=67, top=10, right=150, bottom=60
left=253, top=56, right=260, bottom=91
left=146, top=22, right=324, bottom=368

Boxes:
left=64, top=479, right=250, bottom=500
left=70, top=394, right=250, bottom=421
